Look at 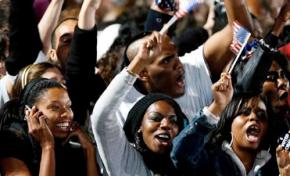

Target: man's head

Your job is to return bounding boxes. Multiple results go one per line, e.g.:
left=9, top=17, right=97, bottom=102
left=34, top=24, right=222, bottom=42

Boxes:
left=125, top=33, right=185, bottom=98
left=48, top=18, right=78, bottom=72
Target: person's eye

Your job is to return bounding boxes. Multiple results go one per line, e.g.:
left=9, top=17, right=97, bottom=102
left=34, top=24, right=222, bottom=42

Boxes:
left=168, top=115, right=178, bottom=123
left=161, top=56, right=174, bottom=64
left=279, top=71, right=286, bottom=79
left=149, top=112, right=163, bottom=122
left=240, top=108, right=252, bottom=116
left=256, top=111, right=268, bottom=121
left=49, top=105, right=61, bottom=112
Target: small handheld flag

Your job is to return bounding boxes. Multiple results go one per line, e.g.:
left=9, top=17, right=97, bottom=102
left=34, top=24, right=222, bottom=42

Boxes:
left=160, top=0, right=203, bottom=34
left=228, top=21, right=251, bottom=74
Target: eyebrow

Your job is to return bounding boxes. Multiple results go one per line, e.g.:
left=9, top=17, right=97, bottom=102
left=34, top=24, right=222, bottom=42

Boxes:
left=148, top=111, right=176, bottom=116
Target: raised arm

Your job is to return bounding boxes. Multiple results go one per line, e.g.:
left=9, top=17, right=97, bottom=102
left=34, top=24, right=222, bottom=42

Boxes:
left=65, top=0, right=106, bottom=125
left=271, top=0, right=290, bottom=38
left=91, top=32, right=162, bottom=175
left=5, top=0, right=42, bottom=75
left=203, top=0, right=253, bottom=81
left=171, top=72, right=233, bottom=175
left=38, top=0, right=64, bottom=55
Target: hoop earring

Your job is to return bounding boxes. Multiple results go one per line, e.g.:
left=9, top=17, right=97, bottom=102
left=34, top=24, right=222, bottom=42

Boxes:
left=134, top=130, right=147, bottom=153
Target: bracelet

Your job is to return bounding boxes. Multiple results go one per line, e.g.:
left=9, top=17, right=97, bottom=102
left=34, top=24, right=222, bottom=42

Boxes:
left=124, top=68, right=138, bottom=85
left=126, top=68, right=139, bottom=78
left=259, top=39, right=278, bottom=53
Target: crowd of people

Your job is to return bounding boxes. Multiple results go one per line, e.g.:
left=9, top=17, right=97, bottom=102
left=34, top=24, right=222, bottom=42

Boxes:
left=0, top=0, right=290, bottom=175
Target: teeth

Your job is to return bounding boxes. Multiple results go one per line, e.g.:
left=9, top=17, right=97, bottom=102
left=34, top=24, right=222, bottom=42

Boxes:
left=247, top=125, right=260, bottom=136
left=157, top=134, right=170, bottom=140
left=56, top=122, right=70, bottom=127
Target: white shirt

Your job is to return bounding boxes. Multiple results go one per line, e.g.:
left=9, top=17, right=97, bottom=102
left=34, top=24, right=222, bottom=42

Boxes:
left=116, top=45, right=213, bottom=124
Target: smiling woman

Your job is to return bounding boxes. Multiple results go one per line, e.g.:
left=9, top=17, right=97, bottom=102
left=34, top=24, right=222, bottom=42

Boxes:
left=0, top=78, right=99, bottom=176
left=123, top=93, right=188, bottom=174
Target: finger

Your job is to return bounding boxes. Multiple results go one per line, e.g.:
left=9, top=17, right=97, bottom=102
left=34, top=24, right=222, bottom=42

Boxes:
left=152, top=31, right=161, bottom=44
left=31, top=111, right=41, bottom=126
left=277, top=145, right=283, bottom=154
left=63, top=132, right=75, bottom=145
left=38, top=115, right=47, bottom=127
left=26, top=111, right=33, bottom=132
left=62, top=122, right=80, bottom=145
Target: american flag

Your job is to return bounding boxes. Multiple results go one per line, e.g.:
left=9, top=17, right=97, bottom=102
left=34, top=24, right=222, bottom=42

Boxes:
left=230, top=21, right=251, bottom=55
left=175, top=0, right=203, bottom=18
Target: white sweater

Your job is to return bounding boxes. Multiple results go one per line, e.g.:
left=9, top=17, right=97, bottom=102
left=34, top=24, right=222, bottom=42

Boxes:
left=91, top=69, right=153, bottom=176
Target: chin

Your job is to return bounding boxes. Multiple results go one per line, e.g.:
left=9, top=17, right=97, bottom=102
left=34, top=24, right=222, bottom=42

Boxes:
left=170, top=90, right=185, bottom=98
left=53, top=131, right=69, bottom=139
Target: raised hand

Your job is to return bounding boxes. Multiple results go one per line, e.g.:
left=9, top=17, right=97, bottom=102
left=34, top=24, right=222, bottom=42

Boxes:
left=208, top=72, right=233, bottom=117
left=276, top=144, right=290, bottom=176
left=272, top=0, right=290, bottom=36
left=25, top=106, right=54, bottom=149
left=64, top=122, right=94, bottom=151
left=127, top=31, right=164, bottom=75
left=277, top=0, right=290, bottom=22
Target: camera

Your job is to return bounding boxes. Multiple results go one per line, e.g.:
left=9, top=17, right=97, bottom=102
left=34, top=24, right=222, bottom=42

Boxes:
left=155, top=0, right=176, bottom=12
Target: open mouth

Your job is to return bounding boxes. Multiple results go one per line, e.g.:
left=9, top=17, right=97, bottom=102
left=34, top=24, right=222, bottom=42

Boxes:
left=246, top=125, right=261, bottom=143
left=155, top=133, right=171, bottom=146
left=176, top=71, right=185, bottom=88
left=278, top=90, right=288, bottom=100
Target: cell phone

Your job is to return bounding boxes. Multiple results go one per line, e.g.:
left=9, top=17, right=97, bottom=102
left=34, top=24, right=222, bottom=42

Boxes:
left=24, top=105, right=32, bottom=120
left=278, top=132, right=290, bottom=151
left=155, top=0, right=176, bottom=12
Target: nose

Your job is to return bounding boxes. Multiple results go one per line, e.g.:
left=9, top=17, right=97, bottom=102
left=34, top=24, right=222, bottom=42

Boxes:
left=249, top=112, right=258, bottom=122
left=173, top=57, right=182, bottom=70
left=160, top=117, right=173, bottom=130
left=277, top=78, right=289, bottom=90
left=61, top=108, right=73, bottom=120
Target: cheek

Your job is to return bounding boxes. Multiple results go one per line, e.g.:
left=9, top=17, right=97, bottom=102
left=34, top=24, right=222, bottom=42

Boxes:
left=151, top=70, right=175, bottom=88
left=41, top=112, right=59, bottom=128
left=231, top=119, right=244, bottom=138
left=171, top=127, right=179, bottom=138
left=263, top=82, right=277, bottom=92
left=56, top=46, right=70, bottom=64
left=261, top=123, right=268, bottom=137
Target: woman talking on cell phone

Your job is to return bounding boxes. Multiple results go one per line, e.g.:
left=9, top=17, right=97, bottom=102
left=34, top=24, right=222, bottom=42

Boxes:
left=0, top=78, right=100, bottom=176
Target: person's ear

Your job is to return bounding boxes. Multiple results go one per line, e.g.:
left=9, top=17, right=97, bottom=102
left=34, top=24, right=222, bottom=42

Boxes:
left=138, top=128, right=142, bottom=133
left=47, top=49, right=58, bottom=63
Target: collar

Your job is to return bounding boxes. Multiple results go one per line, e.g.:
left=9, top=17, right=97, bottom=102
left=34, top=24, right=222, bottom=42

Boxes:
left=222, top=141, right=271, bottom=176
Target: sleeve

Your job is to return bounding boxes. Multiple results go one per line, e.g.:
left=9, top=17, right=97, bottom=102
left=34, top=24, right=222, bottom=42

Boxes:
left=232, top=41, right=276, bottom=95
left=170, top=110, right=217, bottom=175
left=5, top=0, right=42, bottom=75
left=65, top=25, right=106, bottom=125
left=90, top=69, right=150, bottom=176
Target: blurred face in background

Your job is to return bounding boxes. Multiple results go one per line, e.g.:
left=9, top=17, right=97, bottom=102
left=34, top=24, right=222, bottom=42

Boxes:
left=263, top=61, right=289, bottom=115
left=49, top=19, right=77, bottom=71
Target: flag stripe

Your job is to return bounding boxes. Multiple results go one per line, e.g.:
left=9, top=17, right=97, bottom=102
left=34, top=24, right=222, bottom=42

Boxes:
left=230, top=21, right=251, bottom=55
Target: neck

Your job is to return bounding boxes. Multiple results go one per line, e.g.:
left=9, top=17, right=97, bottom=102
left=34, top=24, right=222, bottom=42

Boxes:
left=142, top=150, right=176, bottom=175
left=232, top=143, right=257, bottom=173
